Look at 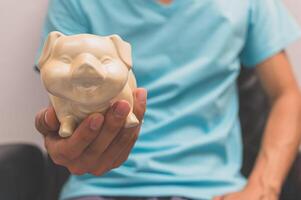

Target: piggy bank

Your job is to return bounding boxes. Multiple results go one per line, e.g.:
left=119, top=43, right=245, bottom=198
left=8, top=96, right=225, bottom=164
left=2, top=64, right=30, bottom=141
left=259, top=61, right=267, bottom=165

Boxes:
left=38, top=31, right=139, bottom=137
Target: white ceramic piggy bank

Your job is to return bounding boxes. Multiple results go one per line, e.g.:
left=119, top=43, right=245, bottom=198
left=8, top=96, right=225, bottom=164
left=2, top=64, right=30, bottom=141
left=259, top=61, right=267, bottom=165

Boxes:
left=38, top=31, right=139, bottom=137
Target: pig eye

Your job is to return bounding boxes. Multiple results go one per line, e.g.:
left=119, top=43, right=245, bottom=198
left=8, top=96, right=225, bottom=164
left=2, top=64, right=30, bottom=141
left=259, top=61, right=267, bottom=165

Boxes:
left=60, top=56, right=72, bottom=64
left=101, top=57, right=112, bottom=65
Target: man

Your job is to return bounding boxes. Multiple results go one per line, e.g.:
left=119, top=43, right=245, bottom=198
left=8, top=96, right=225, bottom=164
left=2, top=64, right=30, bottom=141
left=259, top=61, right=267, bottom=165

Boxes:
left=35, top=0, right=301, bottom=199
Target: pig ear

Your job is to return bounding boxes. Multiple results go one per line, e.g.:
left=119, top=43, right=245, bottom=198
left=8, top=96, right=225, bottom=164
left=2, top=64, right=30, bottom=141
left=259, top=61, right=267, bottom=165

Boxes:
left=38, top=31, right=64, bottom=69
left=109, top=35, right=132, bottom=69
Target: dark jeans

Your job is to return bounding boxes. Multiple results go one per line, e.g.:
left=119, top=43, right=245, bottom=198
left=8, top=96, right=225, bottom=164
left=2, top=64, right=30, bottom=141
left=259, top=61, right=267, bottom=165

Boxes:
left=70, top=196, right=193, bottom=200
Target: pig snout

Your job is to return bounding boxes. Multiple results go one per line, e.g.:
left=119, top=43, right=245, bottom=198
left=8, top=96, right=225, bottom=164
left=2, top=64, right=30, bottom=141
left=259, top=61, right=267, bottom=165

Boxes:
left=72, top=54, right=106, bottom=87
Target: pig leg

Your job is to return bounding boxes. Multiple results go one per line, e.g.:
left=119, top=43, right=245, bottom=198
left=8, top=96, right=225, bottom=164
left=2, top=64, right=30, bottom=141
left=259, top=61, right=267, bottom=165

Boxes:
left=59, top=116, right=77, bottom=137
left=113, top=83, right=140, bottom=128
left=122, top=86, right=139, bottom=128
left=125, top=111, right=139, bottom=128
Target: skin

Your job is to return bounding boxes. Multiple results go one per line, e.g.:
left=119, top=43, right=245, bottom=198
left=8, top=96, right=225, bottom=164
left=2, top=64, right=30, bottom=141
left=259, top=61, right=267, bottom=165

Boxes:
left=35, top=88, right=147, bottom=176
left=158, top=0, right=173, bottom=5
left=214, top=52, right=301, bottom=200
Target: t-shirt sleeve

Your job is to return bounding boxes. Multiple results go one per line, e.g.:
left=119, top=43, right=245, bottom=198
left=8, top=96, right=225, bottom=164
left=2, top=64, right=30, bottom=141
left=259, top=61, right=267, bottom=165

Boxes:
left=240, top=0, right=301, bottom=67
left=34, top=0, right=89, bottom=67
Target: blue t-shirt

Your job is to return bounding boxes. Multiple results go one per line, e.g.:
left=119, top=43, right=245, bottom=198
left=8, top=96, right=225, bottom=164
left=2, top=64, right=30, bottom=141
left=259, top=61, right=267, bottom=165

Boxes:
left=36, top=0, right=301, bottom=199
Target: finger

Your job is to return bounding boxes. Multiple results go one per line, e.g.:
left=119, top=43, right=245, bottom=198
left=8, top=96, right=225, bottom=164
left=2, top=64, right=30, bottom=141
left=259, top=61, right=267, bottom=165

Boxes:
left=82, top=101, right=130, bottom=162
left=101, top=88, right=146, bottom=170
left=111, top=128, right=140, bottom=168
left=44, top=107, right=60, bottom=131
left=35, top=107, right=59, bottom=137
left=89, top=124, right=140, bottom=175
left=35, top=108, right=48, bottom=135
left=133, top=88, right=147, bottom=121
left=66, top=161, right=88, bottom=175
left=44, top=133, right=69, bottom=166
left=47, top=113, right=104, bottom=162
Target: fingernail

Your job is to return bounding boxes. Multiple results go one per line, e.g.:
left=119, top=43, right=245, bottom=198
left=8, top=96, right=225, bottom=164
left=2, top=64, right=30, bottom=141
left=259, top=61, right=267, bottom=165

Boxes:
left=90, top=114, right=103, bottom=131
left=44, top=109, right=50, bottom=126
left=136, top=89, right=147, bottom=104
left=113, top=102, right=130, bottom=118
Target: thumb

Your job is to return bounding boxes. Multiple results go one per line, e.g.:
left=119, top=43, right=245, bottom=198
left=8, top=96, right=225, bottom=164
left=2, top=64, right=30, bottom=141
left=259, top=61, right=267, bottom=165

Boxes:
left=35, top=107, right=59, bottom=137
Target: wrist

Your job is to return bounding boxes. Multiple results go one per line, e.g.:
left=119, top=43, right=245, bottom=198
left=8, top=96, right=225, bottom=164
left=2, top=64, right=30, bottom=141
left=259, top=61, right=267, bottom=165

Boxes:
left=247, top=175, right=281, bottom=198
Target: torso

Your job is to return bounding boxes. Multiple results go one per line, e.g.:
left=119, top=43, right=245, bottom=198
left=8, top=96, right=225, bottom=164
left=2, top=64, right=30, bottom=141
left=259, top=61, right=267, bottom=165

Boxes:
left=60, top=0, right=251, bottom=198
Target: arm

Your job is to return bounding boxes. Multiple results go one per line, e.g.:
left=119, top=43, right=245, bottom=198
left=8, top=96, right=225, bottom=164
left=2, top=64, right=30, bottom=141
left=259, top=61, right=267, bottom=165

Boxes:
left=215, top=52, right=301, bottom=200
left=248, top=52, right=301, bottom=197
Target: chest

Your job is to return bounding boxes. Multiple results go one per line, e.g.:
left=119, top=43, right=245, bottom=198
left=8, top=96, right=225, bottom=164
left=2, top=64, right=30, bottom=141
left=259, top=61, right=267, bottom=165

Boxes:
left=82, top=0, right=250, bottom=84
left=86, top=1, right=249, bottom=58
left=85, top=0, right=250, bottom=39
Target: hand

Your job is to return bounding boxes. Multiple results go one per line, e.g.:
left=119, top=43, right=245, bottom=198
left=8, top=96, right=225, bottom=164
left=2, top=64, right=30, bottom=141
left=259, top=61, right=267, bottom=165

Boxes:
left=213, top=183, right=279, bottom=200
left=35, top=88, right=147, bottom=176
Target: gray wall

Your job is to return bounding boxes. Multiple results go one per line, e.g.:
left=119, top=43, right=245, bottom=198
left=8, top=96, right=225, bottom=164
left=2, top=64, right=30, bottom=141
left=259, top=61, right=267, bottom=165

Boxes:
left=0, top=0, right=300, bottom=147
left=0, top=0, right=48, bottom=147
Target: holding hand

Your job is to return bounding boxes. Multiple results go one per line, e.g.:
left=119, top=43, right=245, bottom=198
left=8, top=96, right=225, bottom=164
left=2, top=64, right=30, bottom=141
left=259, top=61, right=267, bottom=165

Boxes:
left=213, top=183, right=279, bottom=200
left=35, top=88, right=147, bottom=176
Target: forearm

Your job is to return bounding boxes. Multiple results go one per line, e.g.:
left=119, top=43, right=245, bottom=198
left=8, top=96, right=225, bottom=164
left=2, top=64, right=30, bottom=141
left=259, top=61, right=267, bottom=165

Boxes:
left=248, top=91, right=301, bottom=195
